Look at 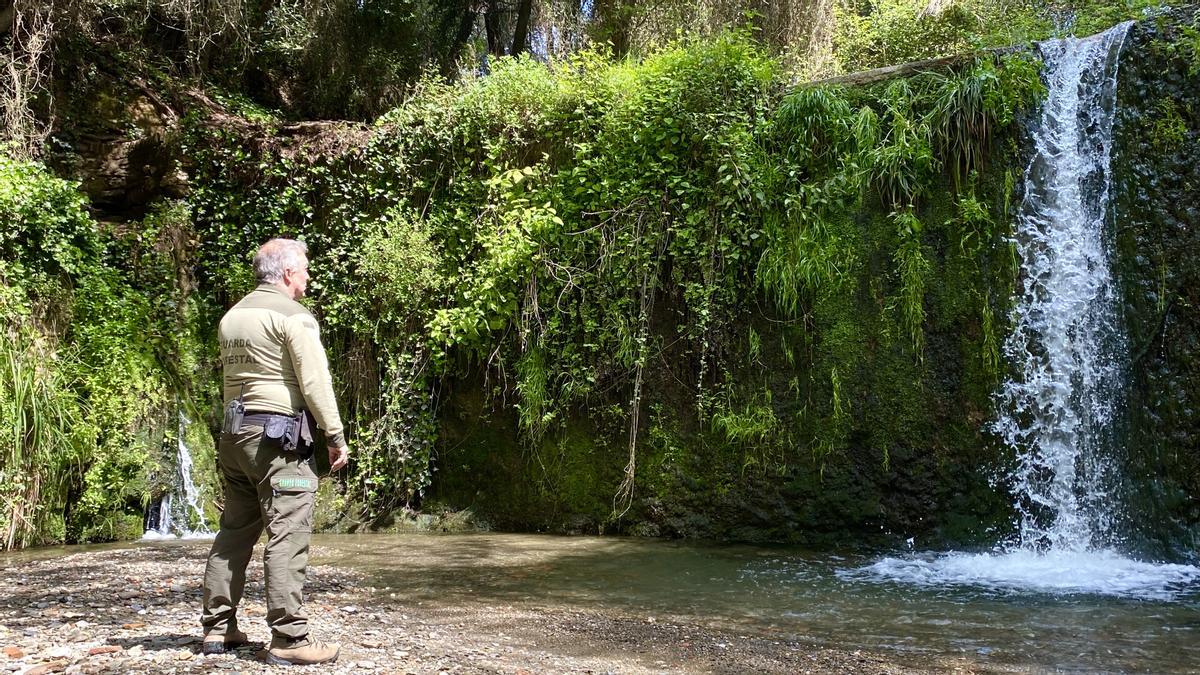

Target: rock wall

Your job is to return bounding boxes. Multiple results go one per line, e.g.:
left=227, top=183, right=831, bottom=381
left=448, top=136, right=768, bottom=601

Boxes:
left=431, top=140, right=1022, bottom=547
left=1113, top=7, right=1200, bottom=558
left=431, top=11, right=1200, bottom=553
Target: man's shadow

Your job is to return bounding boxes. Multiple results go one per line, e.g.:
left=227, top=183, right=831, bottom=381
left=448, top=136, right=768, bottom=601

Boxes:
left=106, top=634, right=267, bottom=662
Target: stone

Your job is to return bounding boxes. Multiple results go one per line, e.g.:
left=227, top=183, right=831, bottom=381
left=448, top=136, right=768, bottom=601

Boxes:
left=23, top=662, right=68, bottom=675
left=85, top=647, right=120, bottom=657
left=2, top=648, right=22, bottom=659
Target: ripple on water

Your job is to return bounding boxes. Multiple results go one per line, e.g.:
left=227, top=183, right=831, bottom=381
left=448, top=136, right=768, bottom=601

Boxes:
left=842, top=549, right=1200, bottom=601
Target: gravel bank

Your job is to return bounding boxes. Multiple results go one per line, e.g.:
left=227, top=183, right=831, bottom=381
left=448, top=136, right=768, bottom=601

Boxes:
left=0, top=541, right=977, bottom=674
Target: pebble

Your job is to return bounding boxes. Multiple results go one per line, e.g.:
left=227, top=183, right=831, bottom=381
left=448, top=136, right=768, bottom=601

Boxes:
left=0, top=541, right=896, bottom=675
left=22, top=661, right=67, bottom=675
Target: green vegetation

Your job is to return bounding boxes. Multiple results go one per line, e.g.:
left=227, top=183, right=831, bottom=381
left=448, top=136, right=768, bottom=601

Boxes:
left=0, top=157, right=216, bottom=548
left=177, top=39, right=1041, bottom=534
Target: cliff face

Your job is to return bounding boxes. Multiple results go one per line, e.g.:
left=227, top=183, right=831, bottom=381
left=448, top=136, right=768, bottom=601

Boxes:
left=430, top=12, right=1200, bottom=552
left=1112, top=8, right=1200, bottom=558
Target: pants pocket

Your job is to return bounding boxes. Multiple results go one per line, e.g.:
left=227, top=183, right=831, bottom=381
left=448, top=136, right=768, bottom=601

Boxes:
left=267, top=471, right=318, bottom=536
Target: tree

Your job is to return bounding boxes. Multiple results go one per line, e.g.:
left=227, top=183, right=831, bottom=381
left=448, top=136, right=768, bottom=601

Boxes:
left=512, top=0, right=532, bottom=54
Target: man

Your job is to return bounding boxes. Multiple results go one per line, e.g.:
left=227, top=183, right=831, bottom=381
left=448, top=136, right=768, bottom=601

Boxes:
left=201, top=238, right=349, bottom=666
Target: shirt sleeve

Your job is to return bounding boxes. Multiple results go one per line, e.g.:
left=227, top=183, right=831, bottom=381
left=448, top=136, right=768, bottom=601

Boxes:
left=283, top=312, right=346, bottom=447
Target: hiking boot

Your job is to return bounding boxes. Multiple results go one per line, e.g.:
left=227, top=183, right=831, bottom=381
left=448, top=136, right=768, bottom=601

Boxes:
left=201, top=628, right=249, bottom=655
left=265, top=638, right=340, bottom=666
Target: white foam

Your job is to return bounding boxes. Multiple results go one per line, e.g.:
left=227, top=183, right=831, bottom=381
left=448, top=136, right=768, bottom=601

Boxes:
left=140, top=530, right=214, bottom=542
left=846, top=550, right=1200, bottom=600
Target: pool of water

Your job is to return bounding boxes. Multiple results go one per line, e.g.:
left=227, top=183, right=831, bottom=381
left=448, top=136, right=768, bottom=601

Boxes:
left=317, top=533, right=1200, bottom=672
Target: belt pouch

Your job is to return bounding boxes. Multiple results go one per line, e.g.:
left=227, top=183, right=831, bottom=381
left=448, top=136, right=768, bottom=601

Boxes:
left=263, top=415, right=292, bottom=446
left=221, top=398, right=245, bottom=434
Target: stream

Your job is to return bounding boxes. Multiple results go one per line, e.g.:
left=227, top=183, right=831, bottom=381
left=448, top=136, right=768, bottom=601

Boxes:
left=317, top=532, right=1200, bottom=673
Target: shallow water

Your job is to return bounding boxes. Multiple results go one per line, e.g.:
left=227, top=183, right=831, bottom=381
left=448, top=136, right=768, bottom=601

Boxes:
left=317, top=533, right=1200, bottom=673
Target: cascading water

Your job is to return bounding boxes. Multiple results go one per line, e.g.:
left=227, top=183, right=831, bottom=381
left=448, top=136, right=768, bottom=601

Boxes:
left=143, top=412, right=213, bottom=540
left=846, top=22, right=1200, bottom=598
left=994, top=21, right=1131, bottom=555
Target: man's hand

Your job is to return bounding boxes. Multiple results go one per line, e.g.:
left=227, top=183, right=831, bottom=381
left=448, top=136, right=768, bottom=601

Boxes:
left=328, top=443, right=349, bottom=472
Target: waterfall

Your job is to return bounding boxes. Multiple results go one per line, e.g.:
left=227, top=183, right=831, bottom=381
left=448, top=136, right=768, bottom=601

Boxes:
left=143, top=412, right=213, bottom=540
left=846, top=22, right=1200, bottom=598
left=993, top=22, right=1132, bottom=553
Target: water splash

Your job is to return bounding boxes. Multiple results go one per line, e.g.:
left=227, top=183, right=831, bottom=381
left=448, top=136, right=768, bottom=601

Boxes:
left=143, top=412, right=213, bottom=540
left=853, top=22, right=1200, bottom=599
left=844, top=549, right=1200, bottom=600
left=993, top=23, right=1132, bottom=552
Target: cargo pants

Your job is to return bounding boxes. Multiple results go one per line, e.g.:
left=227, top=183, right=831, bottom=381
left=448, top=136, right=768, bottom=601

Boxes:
left=201, top=421, right=318, bottom=644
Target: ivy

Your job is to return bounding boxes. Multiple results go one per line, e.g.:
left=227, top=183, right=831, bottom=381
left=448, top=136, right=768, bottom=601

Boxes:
left=181, top=37, right=1043, bottom=520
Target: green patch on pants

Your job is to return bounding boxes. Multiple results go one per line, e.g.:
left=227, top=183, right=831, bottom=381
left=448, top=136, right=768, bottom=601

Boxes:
left=272, top=476, right=317, bottom=492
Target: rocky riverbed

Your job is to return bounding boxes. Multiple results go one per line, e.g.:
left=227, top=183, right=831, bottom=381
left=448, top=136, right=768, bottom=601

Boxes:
left=0, top=541, right=983, bottom=674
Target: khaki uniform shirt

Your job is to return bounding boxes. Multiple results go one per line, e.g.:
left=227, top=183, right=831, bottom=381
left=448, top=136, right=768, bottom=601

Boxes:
left=218, top=284, right=345, bottom=447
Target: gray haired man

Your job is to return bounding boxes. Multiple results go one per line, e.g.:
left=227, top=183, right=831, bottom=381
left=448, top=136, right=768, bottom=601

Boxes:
left=201, top=238, right=349, bottom=665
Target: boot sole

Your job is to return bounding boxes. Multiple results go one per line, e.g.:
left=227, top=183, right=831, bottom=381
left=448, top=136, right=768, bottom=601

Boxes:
left=263, top=649, right=340, bottom=666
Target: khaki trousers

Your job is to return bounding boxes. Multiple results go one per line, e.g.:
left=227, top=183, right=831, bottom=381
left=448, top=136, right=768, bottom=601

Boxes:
left=201, top=423, right=318, bottom=643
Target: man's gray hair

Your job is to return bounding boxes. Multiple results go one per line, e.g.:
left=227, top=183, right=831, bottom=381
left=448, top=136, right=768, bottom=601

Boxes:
left=254, top=238, right=308, bottom=283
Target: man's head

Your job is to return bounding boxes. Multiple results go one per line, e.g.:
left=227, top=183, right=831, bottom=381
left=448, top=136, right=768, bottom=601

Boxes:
left=254, top=238, right=309, bottom=300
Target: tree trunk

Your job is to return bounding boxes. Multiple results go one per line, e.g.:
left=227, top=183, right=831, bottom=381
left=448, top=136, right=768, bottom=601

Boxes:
left=803, top=54, right=965, bottom=87
left=484, top=0, right=505, bottom=57
left=511, top=0, right=532, bottom=55
left=439, top=1, right=479, bottom=75
left=591, top=0, right=631, bottom=58
left=0, top=0, right=15, bottom=38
